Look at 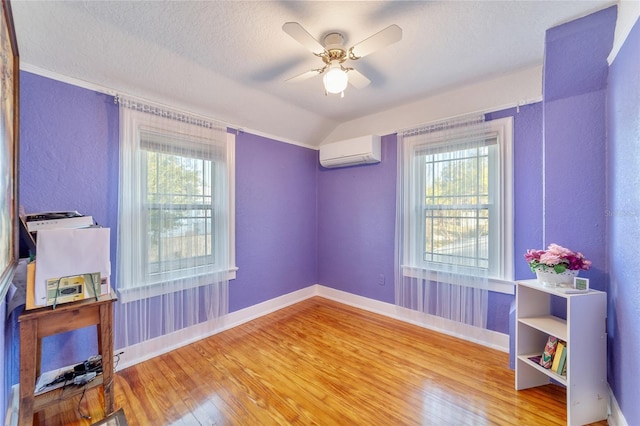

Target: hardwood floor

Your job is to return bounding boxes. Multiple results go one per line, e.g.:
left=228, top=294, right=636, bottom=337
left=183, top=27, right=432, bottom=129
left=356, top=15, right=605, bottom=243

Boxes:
left=32, top=297, right=607, bottom=425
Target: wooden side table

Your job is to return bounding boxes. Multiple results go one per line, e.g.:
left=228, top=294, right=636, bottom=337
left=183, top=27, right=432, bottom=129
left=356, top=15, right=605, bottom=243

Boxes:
left=18, top=290, right=117, bottom=425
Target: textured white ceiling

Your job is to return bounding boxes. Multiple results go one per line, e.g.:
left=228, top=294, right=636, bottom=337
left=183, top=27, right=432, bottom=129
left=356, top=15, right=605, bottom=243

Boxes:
left=11, top=1, right=614, bottom=147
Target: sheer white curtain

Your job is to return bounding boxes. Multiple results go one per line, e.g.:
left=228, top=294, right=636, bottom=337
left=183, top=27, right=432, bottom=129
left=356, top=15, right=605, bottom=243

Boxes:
left=115, top=96, right=234, bottom=354
left=395, top=114, right=495, bottom=329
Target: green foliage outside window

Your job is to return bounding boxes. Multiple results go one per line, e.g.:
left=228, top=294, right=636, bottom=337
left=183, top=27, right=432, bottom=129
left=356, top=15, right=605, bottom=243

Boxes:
left=424, top=145, right=490, bottom=268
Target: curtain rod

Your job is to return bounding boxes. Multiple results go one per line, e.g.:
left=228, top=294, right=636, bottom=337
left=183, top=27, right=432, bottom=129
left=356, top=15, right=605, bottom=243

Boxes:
left=400, top=113, right=485, bottom=138
left=114, top=95, right=238, bottom=132
left=396, top=96, right=542, bottom=137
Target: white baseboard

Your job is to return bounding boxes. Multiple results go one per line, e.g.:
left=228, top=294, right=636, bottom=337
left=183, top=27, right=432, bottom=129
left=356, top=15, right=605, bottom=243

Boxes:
left=4, top=384, right=18, bottom=426
left=116, top=285, right=317, bottom=370
left=315, top=285, right=509, bottom=352
left=117, top=284, right=508, bottom=369
left=608, top=385, right=628, bottom=426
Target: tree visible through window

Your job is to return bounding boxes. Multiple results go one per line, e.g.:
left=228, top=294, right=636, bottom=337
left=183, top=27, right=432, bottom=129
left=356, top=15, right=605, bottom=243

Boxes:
left=117, top=100, right=235, bottom=303
left=399, top=116, right=513, bottom=288
left=145, top=143, right=214, bottom=276
left=423, top=143, right=491, bottom=270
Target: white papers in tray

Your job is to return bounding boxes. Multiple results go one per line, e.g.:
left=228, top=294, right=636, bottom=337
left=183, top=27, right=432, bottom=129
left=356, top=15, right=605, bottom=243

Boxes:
left=34, top=227, right=111, bottom=307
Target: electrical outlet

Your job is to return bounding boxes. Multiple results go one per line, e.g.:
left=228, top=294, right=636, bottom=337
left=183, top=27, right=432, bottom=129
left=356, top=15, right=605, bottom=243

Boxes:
left=378, top=274, right=385, bottom=286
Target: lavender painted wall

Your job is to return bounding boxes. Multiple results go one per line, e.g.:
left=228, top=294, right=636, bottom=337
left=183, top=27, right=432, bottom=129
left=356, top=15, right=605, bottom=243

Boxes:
left=317, top=134, right=397, bottom=303
left=19, top=73, right=118, bottom=371
left=232, top=132, right=317, bottom=312
left=485, top=104, right=544, bottom=281
left=15, top=72, right=318, bottom=371
left=607, top=17, right=640, bottom=426
left=317, top=105, right=544, bottom=335
left=485, top=104, right=544, bottom=332
left=19, top=76, right=119, bottom=228
left=543, top=8, right=612, bottom=103
left=542, top=6, right=616, bottom=293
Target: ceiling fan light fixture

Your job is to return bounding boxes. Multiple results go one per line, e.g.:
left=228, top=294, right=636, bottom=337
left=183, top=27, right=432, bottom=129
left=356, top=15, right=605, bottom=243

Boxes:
left=323, top=62, right=348, bottom=94
left=283, top=22, right=402, bottom=97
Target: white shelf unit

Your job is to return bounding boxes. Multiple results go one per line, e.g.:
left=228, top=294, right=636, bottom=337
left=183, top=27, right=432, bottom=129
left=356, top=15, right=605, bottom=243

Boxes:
left=515, top=279, right=607, bottom=426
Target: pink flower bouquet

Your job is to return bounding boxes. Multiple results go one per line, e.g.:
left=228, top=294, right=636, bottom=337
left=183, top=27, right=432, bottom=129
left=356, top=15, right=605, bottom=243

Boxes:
left=524, top=243, right=591, bottom=273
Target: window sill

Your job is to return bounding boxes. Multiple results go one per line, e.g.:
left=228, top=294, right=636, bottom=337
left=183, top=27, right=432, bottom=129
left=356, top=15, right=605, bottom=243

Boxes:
left=402, top=266, right=515, bottom=295
left=117, top=266, right=238, bottom=303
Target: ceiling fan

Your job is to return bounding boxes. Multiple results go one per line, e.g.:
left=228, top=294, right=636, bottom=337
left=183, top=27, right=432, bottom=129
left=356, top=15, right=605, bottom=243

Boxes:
left=282, top=22, right=402, bottom=97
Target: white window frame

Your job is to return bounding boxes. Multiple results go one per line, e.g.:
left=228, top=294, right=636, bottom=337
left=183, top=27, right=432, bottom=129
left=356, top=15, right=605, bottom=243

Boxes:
left=402, top=117, right=514, bottom=294
left=117, top=109, right=236, bottom=303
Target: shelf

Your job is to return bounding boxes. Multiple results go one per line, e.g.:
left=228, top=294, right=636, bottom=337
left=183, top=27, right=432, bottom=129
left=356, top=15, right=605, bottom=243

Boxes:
left=518, top=315, right=567, bottom=341
left=517, top=279, right=603, bottom=298
left=33, top=375, right=103, bottom=412
left=517, top=354, right=567, bottom=386
left=515, top=281, right=607, bottom=425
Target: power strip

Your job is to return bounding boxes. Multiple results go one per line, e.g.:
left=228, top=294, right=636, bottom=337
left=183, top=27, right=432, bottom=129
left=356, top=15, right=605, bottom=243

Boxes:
left=73, top=372, right=97, bottom=386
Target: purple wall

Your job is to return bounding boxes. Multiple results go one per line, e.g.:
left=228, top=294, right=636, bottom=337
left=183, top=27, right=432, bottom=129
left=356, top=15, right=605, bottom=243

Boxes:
left=542, top=6, right=616, bottom=292
left=232, top=132, right=317, bottom=312
left=316, top=134, right=397, bottom=303
left=19, top=77, right=119, bottom=227
left=485, top=104, right=544, bottom=332
left=317, top=105, right=544, bottom=335
left=543, top=8, right=612, bottom=102
left=485, top=104, right=544, bottom=281
left=606, top=17, right=640, bottom=426
left=16, top=72, right=318, bottom=370
left=19, top=74, right=118, bottom=370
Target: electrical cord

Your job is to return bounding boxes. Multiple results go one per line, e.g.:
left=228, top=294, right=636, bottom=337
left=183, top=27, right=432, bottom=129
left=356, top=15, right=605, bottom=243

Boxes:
left=75, top=351, right=125, bottom=421
left=36, top=352, right=124, bottom=421
left=37, top=355, right=103, bottom=392
left=77, top=387, right=91, bottom=420
left=113, top=351, right=124, bottom=370
left=74, top=355, right=104, bottom=420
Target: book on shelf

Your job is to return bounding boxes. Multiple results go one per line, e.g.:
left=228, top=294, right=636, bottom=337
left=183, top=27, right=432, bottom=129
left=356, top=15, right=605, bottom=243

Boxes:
left=528, top=355, right=542, bottom=365
left=558, top=346, right=567, bottom=376
left=551, top=341, right=566, bottom=373
left=540, top=335, right=559, bottom=369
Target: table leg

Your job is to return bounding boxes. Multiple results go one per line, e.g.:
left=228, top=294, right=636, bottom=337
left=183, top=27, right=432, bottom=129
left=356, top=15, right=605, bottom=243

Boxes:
left=98, top=303, right=114, bottom=415
left=19, top=319, right=37, bottom=426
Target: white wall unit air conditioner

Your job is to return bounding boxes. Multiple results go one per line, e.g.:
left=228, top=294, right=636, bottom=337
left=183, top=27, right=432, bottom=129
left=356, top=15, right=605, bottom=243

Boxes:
left=319, top=135, right=381, bottom=168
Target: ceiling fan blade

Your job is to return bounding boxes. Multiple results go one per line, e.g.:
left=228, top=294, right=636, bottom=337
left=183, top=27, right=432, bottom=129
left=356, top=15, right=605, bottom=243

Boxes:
left=285, top=69, right=321, bottom=83
left=349, top=24, right=402, bottom=59
left=347, top=69, right=370, bottom=89
left=282, top=22, right=324, bottom=55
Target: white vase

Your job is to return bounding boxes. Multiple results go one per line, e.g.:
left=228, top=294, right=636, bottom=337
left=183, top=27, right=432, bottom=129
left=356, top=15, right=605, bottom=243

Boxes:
left=535, top=267, right=579, bottom=287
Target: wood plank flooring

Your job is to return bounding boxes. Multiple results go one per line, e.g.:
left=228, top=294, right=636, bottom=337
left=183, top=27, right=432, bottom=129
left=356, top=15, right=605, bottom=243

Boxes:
left=32, top=297, right=608, bottom=425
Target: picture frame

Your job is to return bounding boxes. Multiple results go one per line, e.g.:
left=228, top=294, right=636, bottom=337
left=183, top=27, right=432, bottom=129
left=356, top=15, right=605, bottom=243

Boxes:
left=573, top=276, right=590, bottom=292
left=0, top=0, right=19, bottom=302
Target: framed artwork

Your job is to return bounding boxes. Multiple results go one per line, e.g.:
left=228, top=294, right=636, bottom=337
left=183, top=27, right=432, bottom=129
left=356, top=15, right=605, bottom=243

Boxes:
left=0, top=0, right=19, bottom=301
left=574, top=277, right=590, bottom=292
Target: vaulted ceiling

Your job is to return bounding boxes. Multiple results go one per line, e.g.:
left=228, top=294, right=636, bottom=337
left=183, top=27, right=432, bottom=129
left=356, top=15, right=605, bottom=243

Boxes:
left=11, top=1, right=614, bottom=147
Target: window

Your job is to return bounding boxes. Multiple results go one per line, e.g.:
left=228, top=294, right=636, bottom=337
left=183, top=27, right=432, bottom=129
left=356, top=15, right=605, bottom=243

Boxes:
left=400, top=117, right=513, bottom=293
left=117, top=102, right=235, bottom=302
left=421, top=139, right=493, bottom=271
left=142, top=131, right=217, bottom=281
